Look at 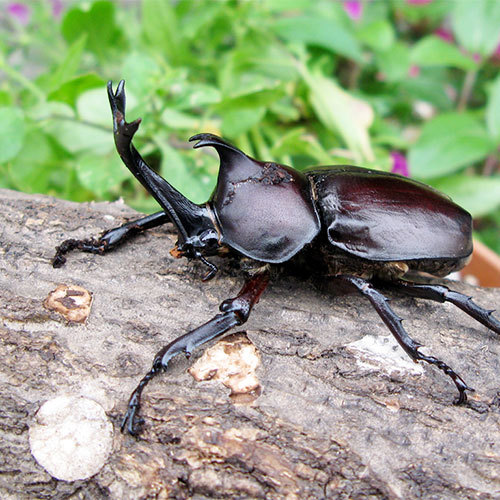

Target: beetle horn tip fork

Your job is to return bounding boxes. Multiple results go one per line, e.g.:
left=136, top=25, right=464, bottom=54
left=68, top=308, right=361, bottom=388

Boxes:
left=107, top=80, right=142, bottom=138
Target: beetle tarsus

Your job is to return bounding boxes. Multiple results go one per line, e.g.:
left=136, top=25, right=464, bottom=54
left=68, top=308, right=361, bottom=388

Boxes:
left=52, top=212, right=171, bottom=267
left=121, top=368, right=156, bottom=435
left=333, top=275, right=473, bottom=403
left=121, top=270, right=269, bottom=435
left=52, top=238, right=107, bottom=268
left=199, top=255, right=218, bottom=281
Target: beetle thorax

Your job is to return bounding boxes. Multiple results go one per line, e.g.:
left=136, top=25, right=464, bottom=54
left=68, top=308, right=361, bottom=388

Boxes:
left=210, top=157, right=320, bottom=264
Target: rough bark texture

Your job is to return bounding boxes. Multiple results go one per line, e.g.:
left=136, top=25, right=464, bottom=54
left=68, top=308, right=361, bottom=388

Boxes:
left=1, top=188, right=500, bottom=500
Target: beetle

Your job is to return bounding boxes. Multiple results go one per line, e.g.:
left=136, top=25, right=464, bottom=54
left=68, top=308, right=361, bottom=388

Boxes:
left=53, top=81, right=500, bottom=435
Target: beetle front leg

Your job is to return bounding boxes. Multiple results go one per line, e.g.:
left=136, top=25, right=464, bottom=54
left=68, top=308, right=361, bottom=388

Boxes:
left=332, top=275, right=472, bottom=404
left=377, top=280, right=500, bottom=335
left=52, top=211, right=170, bottom=268
left=121, top=268, right=270, bottom=436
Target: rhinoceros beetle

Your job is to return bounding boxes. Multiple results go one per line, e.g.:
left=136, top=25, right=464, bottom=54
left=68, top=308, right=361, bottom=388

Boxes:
left=53, top=80, right=500, bottom=435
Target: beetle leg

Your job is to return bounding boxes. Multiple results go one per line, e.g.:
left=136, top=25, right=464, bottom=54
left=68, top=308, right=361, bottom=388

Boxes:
left=52, top=211, right=170, bottom=268
left=121, top=268, right=270, bottom=436
left=377, top=280, right=500, bottom=335
left=332, top=275, right=472, bottom=404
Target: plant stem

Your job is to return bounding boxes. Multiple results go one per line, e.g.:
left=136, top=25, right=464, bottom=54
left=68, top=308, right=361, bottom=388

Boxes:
left=0, top=59, right=45, bottom=102
left=457, top=70, right=477, bottom=111
left=483, top=147, right=500, bottom=176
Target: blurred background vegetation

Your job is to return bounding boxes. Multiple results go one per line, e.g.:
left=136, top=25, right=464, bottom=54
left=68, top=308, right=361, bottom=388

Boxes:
left=1, top=0, right=500, bottom=253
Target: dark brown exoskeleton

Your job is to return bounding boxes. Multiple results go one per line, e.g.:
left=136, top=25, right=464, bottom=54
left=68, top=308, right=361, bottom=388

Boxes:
left=53, top=81, right=500, bottom=435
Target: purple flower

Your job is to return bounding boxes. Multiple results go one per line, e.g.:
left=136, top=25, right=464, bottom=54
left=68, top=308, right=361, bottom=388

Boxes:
left=391, top=152, right=410, bottom=177
left=492, top=43, right=500, bottom=62
left=52, top=0, right=63, bottom=18
left=408, top=65, right=420, bottom=78
left=343, top=1, right=362, bottom=21
left=7, top=2, right=30, bottom=25
left=434, top=27, right=454, bottom=43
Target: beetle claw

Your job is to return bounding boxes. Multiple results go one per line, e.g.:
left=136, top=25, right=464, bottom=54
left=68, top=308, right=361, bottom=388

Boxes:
left=199, top=255, right=218, bottom=281
left=121, top=408, right=143, bottom=436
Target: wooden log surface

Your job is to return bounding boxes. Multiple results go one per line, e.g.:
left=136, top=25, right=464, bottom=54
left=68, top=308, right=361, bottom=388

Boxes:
left=1, top=188, right=499, bottom=499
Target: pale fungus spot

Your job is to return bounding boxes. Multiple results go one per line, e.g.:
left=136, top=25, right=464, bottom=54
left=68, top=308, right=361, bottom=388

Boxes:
left=346, top=334, right=425, bottom=375
left=29, top=396, right=113, bottom=481
left=189, top=333, right=261, bottom=402
left=43, top=284, right=92, bottom=323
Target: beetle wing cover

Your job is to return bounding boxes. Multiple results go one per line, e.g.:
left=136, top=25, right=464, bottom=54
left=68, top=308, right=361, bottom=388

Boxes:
left=309, top=166, right=472, bottom=261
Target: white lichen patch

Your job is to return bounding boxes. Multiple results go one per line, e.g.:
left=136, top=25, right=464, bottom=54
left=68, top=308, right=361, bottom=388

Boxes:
left=189, top=333, right=261, bottom=401
left=43, top=284, right=92, bottom=323
left=29, top=396, right=113, bottom=481
left=346, top=334, right=424, bottom=376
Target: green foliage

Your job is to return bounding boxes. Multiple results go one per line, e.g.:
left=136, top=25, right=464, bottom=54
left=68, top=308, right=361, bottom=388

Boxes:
left=1, top=0, right=499, bottom=251
left=408, top=113, right=495, bottom=178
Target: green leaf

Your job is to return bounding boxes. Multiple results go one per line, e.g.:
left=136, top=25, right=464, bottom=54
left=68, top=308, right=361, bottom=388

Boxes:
left=76, top=87, right=113, bottom=126
left=177, top=0, right=225, bottom=40
left=273, top=16, right=364, bottom=63
left=486, top=74, right=500, bottom=141
left=476, top=208, right=500, bottom=254
left=299, top=64, right=374, bottom=163
left=0, top=108, right=25, bottom=163
left=76, top=152, right=132, bottom=198
left=398, top=69, right=454, bottom=110
left=223, top=44, right=298, bottom=85
left=157, top=137, right=211, bottom=204
left=397, top=1, right=449, bottom=24
left=411, top=36, right=477, bottom=71
left=48, top=74, right=105, bottom=108
left=221, top=107, right=265, bottom=138
left=451, top=0, right=500, bottom=58
left=0, top=91, right=13, bottom=107
left=173, top=83, right=221, bottom=110
left=269, top=97, right=300, bottom=122
left=431, top=175, right=500, bottom=217
left=265, top=0, right=312, bottom=11
left=408, top=113, right=495, bottom=178
left=122, top=52, right=161, bottom=97
left=375, top=42, right=411, bottom=82
left=356, top=20, right=395, bottom=52
left=219, top=68, right=283, bottom=102
left=7, top=131, right=54, bottom=193
left=161, top=109, right=201, bottom=130
left=217, top=87, right=285, bottom=111
left=61, top=1, right=124, bottom=61
left=44, top=35, right=87, bottom=91
left=270, top=127, right=333, bottom=164
left=44, top=102, right=112, bottom=155
left=141, top=0, right=182, bottom=64
left=61, top=8, right=86, bottom=45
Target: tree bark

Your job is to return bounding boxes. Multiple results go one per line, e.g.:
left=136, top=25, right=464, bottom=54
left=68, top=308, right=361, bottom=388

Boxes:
left=1, top=188, right=499, bottom=499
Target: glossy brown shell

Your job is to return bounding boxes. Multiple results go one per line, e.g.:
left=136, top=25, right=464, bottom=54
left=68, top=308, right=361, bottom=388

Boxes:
left=191, top=134, right=321, bottom=263
left=307, top=166, right=472, bottom=262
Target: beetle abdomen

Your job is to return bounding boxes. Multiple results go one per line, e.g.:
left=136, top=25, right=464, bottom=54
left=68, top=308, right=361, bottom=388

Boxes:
left=308, top=166, right=472, bottom=263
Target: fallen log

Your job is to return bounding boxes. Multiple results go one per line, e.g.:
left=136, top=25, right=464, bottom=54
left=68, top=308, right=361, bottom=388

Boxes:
left=1, top=188, right=499, bottom=499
